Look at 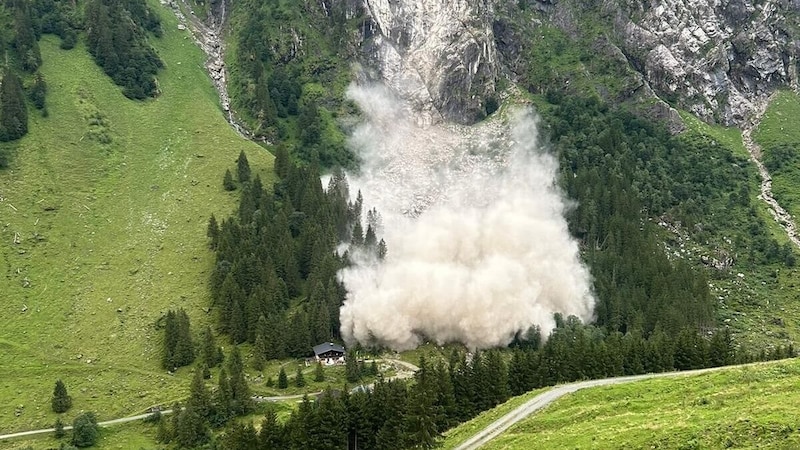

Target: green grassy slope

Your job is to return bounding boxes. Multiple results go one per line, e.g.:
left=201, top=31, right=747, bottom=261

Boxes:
left=478, top=359, right=800, bottom=449
left=0, top=6, right=273, bottom=433
left=678, top=111, right=800, bottom=352
left=754, top=90, right=800, bottom=220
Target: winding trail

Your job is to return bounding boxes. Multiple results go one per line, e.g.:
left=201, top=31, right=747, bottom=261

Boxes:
left=0, top=359, right=418, bottom=442
left=453, top=363, right=765, bottom=450
left=741, top=94, right=800, bottom=248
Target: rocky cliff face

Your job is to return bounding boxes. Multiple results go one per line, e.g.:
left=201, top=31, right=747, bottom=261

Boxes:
left=359, top=0, right=499, bottom=125
left=355, top=0, right=799, bottom=127
left=612, top=0, right=799, bottom=125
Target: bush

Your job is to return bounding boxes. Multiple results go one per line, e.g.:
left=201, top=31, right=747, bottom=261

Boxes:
left=71, top=412, right=98, bottom=447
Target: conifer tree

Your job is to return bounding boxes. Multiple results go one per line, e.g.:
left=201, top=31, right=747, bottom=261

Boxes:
left=174, top=309, right=195, bottom=367
left=237, top=150, right=252, bottom=183
left=274, top=145, right=291, bottom=179
left=223, top=169, right=236, bottom=191
left=229, top=298, right=247, bottom=344
left=207, top=214, right=220, bottom=249
left=227, top=346, right=253, bottom=415
left=277, top=367, right=288, bottom=389
left=212, top=368, right=233, bottom=426
left=253, top=331, right=267, bottom=371
left=365, top=224, right=377, bottom=249
left=200, top=326, right=223, bottom=369
left=377, top=239, right=388, bottom=260
left=312, top=388, right=348, bottom=449
left=188, top=367, right=211, bottom=419
left=295, top=366, right=306, bottom=387
left=175, top=403, right=210, bottom=448
left=404, top=384, right=439, bottom=449
left=28, top=71, right=47, bottom=110
left=221, top=421, right=259, bottom=449
left=71, top=412, right=98, bottom=448
left=314, top=363, right=325, bottom=382
left=0, top=68, right=28, bottom=142
left=259, top=408, right=285, bottom=449
left=51, top=379, right=73, bottom=413
left=351, top=221, right=364, bottom=247
left=54, top=417, right=65, bottom=438
left=346, top=351, right=361, bottom=383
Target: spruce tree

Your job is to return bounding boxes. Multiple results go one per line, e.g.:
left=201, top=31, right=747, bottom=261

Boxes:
left=51, top=379, right=72, bottom=413
left=237, top=150, right=252, bottom=183
left=0, top=68, right=28, bottom=142
left=213, top=368, right=233, bottom=426
left=188, top=367, right=211, bottom=419
left=162, top=310, right=177, bottom=370
left=314, top=363, right=325, bottom=382
left=223, top=168, right=236, bottom=191
left=207, top=214, right=220, bottom=249
left=175, top=403, right=210, bottom=448
left=229, top=298, right=247, bottom=344
left=346, top=351, right=361, bottom=383
left=404, top=384, right=439, bottom=449
left=173, top=309, right=195, bottom=367
left=71, top=412, right=98, bottom=448
left=277, top=367, right=288, bottom=389
left=253, top=331, right=267, bottom=371
left=54, top=417, right=65, bottom=438
left=227, top=346, right=253, bottom=415
left=259, top=407, right=284, bottom=449
left=274, top=145, right=290, bottom=179
left=295, top=366, right=306, bottom=387
left=200, top=326, right=222, bottom=369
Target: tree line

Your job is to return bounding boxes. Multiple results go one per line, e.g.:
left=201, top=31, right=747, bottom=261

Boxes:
left=212, top=319, right=793, bottom=450
left=85, top=0, right=164, bottom=99
left=207, top=149, right=381, bottom=362
left=227, top=0, right=358, bottom=166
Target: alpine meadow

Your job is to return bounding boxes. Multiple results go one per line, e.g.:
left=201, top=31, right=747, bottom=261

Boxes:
left=3, top=0, right=800, bottom=449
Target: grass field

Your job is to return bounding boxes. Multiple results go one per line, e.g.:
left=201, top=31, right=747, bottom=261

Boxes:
left=440, top=387, right=549, bottom=449
left=0, top=4, right=273, bottom=434
left=478, top=358, right=800, bottom=449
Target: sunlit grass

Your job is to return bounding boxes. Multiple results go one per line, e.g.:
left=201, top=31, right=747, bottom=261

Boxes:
left=0, top=3, right=273, bottom=433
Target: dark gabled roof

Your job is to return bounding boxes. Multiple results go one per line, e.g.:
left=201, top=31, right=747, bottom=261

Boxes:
left=313, top=342, right=345, bottom=356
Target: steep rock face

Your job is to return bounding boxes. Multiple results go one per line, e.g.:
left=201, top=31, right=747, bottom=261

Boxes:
left=613, top=0, right=799, bottom=125
left=360, top=0, right=499, bottom=125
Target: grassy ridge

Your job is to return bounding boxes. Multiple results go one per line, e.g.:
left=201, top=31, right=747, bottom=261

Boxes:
left=477, top=359, right=800, bottom=449
left=0, top=4, right=273, bottom=433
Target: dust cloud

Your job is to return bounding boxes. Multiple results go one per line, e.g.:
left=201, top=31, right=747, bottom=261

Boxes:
left=338, top=84, right=594, bottom=351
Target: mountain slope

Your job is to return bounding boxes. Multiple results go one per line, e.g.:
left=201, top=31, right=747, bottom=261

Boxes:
left=444, top=358, right=800, bottom=449
left=0, top=11, right=272, bottom=431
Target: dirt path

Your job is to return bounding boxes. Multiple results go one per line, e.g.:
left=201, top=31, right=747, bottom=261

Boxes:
left=0, top=410, right=173, bottom=441
left=0, top=358, right=419, bottom=442
left=452, top=363, right=763, bottom=450
left=741, top=94, right=800, bottom=248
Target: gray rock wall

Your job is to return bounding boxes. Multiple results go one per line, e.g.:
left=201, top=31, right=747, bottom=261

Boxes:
left=358, top=0, right=500, bottom=125
left=613, top=0, right=797, bottom=125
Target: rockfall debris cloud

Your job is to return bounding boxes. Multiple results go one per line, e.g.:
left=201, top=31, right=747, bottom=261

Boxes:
left=338, top=84, right=594, bottom=351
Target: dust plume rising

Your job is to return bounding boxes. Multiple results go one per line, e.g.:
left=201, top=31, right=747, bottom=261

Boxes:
left=338, top=84, right=594, bottom=351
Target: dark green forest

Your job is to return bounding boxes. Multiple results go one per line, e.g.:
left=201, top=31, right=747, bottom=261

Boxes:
left=190, top=88, right=796, bottom=447
left=2, top=0, right=798, bottom=447
left=226, top=0, right=359, bottom=167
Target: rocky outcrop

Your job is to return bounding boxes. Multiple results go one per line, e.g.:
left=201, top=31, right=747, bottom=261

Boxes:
left=613, top=0, right=799, bottom=125
left=359, top=0, right=500, bottom=125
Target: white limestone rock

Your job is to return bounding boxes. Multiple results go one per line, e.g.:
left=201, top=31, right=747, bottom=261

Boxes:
left=361, top=0, right=499, bottom=124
